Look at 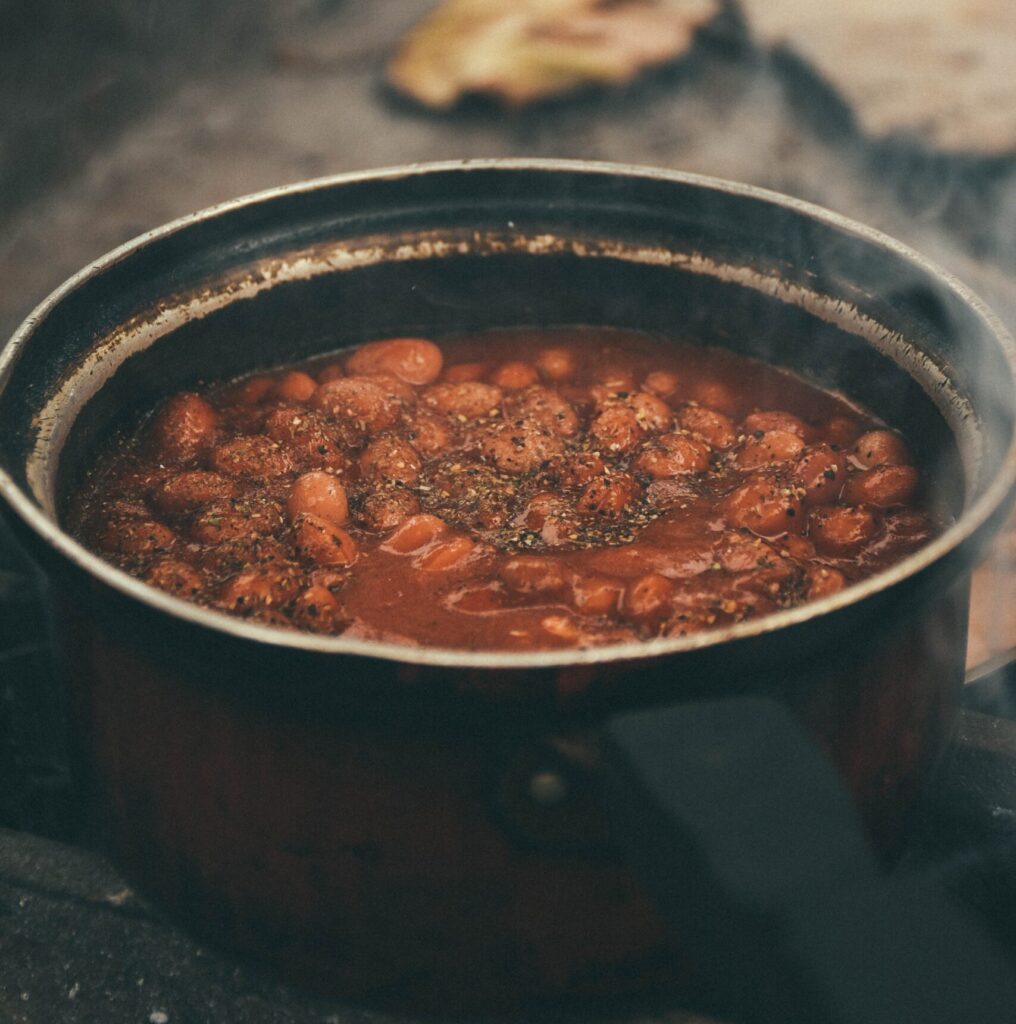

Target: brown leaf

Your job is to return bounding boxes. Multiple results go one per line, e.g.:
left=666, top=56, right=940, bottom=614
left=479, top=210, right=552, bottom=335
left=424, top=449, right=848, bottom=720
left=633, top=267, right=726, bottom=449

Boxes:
left=387, top=0, right=722, bottom=110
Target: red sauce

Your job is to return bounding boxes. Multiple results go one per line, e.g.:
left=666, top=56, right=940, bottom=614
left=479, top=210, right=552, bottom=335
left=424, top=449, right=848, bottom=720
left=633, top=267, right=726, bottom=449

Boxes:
left=66, top=328, right=941, bottom=650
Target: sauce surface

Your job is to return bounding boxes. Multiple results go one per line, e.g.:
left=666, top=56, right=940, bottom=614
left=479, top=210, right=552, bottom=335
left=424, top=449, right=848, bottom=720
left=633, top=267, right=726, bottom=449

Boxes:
left=67, top=328, right=941, bottom=650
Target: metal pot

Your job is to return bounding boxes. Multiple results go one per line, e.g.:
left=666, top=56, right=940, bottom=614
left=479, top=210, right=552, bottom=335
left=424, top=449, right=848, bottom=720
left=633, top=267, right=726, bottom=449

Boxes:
left=1, top=160, right=1014, bottom=1009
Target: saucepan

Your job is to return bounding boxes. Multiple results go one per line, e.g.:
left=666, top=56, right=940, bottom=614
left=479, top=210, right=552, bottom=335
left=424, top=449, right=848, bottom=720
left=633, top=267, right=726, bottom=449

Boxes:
left=0, top=161, right=1014, bottom=1013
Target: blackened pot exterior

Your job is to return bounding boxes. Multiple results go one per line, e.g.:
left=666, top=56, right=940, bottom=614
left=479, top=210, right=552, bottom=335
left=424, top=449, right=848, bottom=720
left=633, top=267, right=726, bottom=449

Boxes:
left=55, top=567, right=969, bottom=1007
left=2, top=162, right=1015, bottom=1008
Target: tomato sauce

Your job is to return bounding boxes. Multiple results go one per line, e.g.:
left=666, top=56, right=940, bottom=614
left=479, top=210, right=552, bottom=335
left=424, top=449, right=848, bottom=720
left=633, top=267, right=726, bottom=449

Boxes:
left=66, top=328, right=941, bottom=650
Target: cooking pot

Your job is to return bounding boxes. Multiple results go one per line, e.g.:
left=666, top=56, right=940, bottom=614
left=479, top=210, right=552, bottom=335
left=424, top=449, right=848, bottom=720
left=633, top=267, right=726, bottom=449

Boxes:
left=1, top=160, right=1014, bottom=1010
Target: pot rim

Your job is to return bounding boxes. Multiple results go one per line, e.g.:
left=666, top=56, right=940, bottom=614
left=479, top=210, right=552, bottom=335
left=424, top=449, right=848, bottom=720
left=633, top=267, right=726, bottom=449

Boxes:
left=2, top=158, right=1015, bottom=669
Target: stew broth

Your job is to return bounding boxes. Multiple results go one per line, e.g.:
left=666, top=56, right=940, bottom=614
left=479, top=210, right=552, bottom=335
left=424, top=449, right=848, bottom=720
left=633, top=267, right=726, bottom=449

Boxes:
left=66, top=328, right=940, bottom=650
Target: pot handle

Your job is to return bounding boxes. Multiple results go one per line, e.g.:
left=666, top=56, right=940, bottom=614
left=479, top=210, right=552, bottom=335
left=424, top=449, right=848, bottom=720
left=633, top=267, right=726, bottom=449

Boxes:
left=603, top=698, right=1016, bottom=1024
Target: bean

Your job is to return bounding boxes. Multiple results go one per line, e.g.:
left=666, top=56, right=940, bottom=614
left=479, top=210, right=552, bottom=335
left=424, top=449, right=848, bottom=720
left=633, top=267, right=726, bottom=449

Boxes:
left=643, top=370, right=680, bottom=398
left=806, top=566, right=847, bottom=600
left=218, top=565, right=301, bottom=611
left=571, top=575, right=624, bottom=616
left=101, top=519, right=176, bottom=556
left=623, top=574, right=673, bottom=624
left=677, top=405, right=737, bottom=449
left=576, top=472, right=642, bottom=518
left=852, top=429, right=911, bottom=469
left=633, top=433, right=711, bottom=478
left=449, top=583, right=504, bottom=614
left=489, top=361, right=539, bottom=390
left=589, top=405, right=643, bottom=454
left=153, top=472, right=234, bottom=514
left=646, top=477, right=699, bottom=509
left=629, top=393, right=673, bottom=433
left=308, top=568, right=348, bottom=591
left=743, top=411, right=810, bottom=440
left=691, top=379, right=740, bottom=416
left=193, top=535, right=286, bottom=574
left=504, top=386, right=579, bottom=437
left=384, top=513, right=448, bottom=553
left=360, top=371, right=417, bottom=405
left=534, top=347, right=576, bottom=381
left=808, top=506, right=879, bottom=553
left=825, top=416, right=862, bottom=448
left=541, top=516, right=582, bottom=548
left=273, top=371, right=318, bottom=403
left=843, top=465, right=919, bottom=507
left=263, top=409, right=349, bottom=473
left=250, top=608, right=294, bottom=628
left=717, top=538, right=768, bottom=573
left=145, top=559, right=204, bottom=598
left=287, top=471, right=349, bottom=526
left=416, top=535, right=475, bottom=572
left=359, top=435, right=422, bottom=485
left=886, top=509, right=935, bottom=542
left=110, top=467, right=171, bottom=499
left=191, top=500, right=284, bottom=543
left=778, top=534, right=816, bottom=560
left=549, top=451, right=606, bottom=488
left=437, top=464, right=513, bottom=532
left=291, top=585, right=345, bottom=633
left=443, top=362, right=487, bottom=383
left=257, top=563, right=304, bottom=603
left=793, top=445, right=842, bottom=505
left=722, top=478, right=803, bottom=537
left=589, top=381, right=637, bottom=406
left=311, top=377, right=402, bottom=435
left=294, top=514, right=358, bottom=566
left=736, top=429, right=805, bottom=468
left=230, top=376, right=274, bottom=406
left=501, top=556, right=568, bottom=596
left=402, top=410, right=451, bottom=457
left=519, top=494, right=580, bottom=547
left=540, top=615, right=583, bottom=643
left=210, top=436, right=292, bottom=479
left=357, top=488, right=421, bottom=532
left=223, top=403, right=272, bottom=435
left=147, top=393, right=218, bottom=466
left=263, top=408, right=317, bottom=444
left=189, top=511, right=252, bottom=544
left=422, top=381, right=503, bottom=420
left=299, top=438, right=349, bottom=473
left=346, top=337, right=443, bottom=385
left=519, top=492, right=570, bottom=530
left=480, top=423, right=563, bottom=475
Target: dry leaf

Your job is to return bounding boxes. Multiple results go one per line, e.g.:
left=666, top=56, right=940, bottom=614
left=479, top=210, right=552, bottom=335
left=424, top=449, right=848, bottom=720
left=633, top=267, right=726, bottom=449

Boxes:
left=387, top=0, right=721, bottom=110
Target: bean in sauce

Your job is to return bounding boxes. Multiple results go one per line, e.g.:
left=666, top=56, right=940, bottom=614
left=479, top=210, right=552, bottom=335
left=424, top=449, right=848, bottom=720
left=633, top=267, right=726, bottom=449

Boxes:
left=66, top=328, right=943, bottom=650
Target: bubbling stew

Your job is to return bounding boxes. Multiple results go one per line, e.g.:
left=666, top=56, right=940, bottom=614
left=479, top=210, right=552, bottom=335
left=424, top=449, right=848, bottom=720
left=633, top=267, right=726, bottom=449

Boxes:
left=67, top=328, right=941, bottom=650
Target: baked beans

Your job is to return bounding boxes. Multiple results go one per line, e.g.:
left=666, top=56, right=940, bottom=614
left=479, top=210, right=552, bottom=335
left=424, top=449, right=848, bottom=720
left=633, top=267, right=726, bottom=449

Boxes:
left=68, top=329, right=941, bottom=649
